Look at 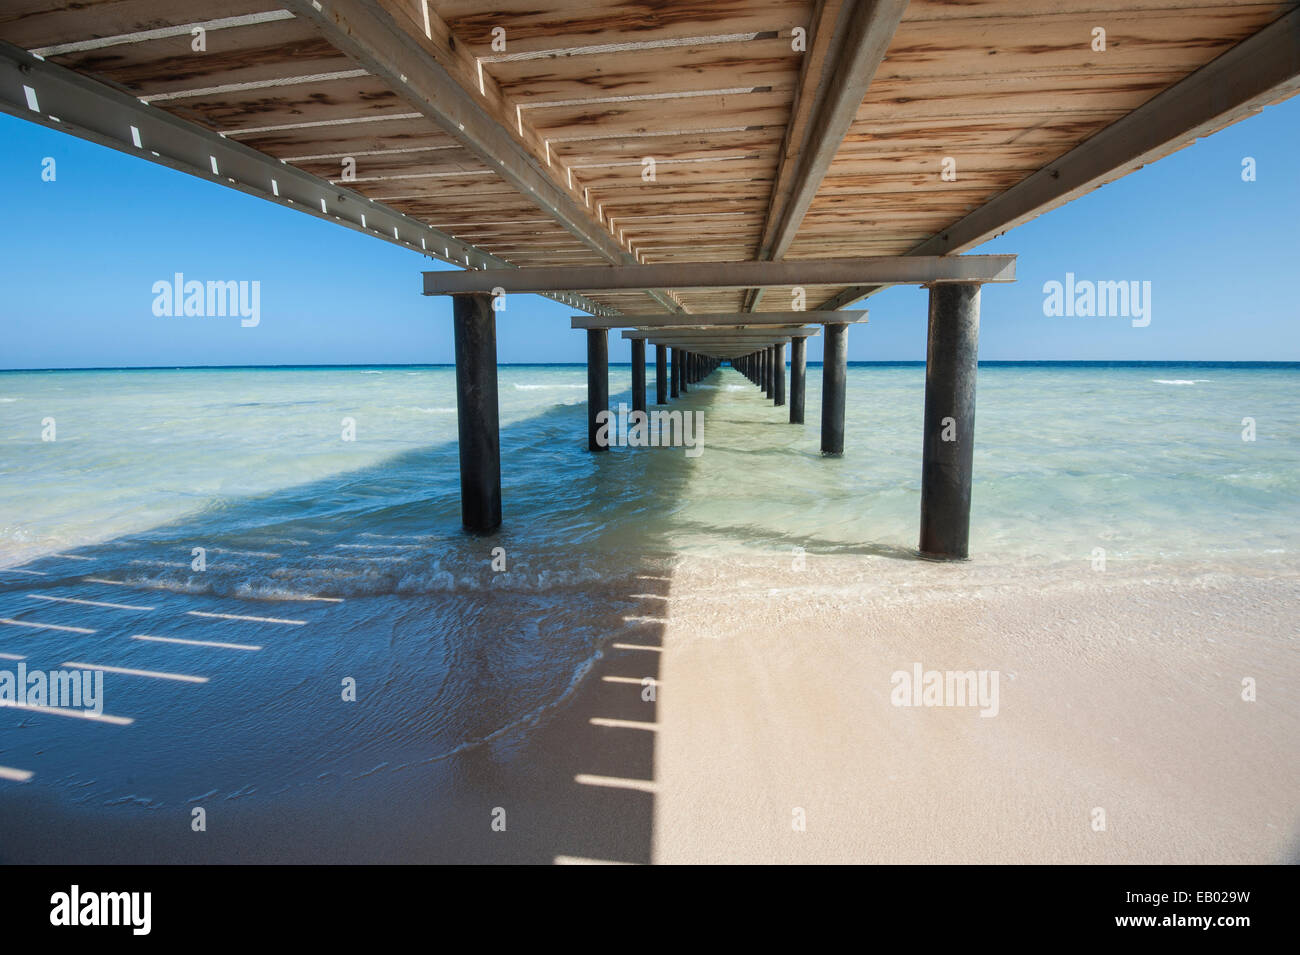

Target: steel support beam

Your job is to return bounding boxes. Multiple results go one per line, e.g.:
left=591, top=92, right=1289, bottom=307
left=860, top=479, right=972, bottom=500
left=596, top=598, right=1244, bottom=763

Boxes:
left=426, top=256, right=1015, bottom=296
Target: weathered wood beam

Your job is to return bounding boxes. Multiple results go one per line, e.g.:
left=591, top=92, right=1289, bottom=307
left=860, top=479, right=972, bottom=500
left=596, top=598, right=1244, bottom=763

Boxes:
left=426, top=255, right=1015, bottom=295
left=285, top=0, right=681, bottom=314
left=816, top=7, right=1300, bottom=310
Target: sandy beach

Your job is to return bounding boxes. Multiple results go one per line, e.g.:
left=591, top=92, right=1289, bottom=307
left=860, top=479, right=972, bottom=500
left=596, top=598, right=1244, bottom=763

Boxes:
left=3, top=551, right=1294, bottom=865
left=649, top=554, right=1299, bottom=864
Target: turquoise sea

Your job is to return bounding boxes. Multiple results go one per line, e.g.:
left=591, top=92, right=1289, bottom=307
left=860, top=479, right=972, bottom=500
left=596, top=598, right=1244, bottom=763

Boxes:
left=0, top=361, right=1296, bottom=851
left=3, top=362, right=1297, bottom=568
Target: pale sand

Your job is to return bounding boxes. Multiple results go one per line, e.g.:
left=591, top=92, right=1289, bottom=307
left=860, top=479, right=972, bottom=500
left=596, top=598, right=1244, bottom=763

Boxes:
left=648, top=555, right=1300, bottom=864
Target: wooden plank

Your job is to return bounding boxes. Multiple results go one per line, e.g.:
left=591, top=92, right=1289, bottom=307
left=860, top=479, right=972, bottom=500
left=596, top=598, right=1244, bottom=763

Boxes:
left=491, top=35, right=800, bottom=102
left=0, top=0, right=280, bottom=50
left=878, top=6, right=1284, bottom=83
left=342, top=175, right=523, bottom=198
left=552, top=126, right=784, bottom=165
left=235, top=118, right=460, bottom=157
left=814, top=172, right=1027, bottom=196
left=827, top=145, right=1087, bottom=176
left=524, top=90, right=792, bottom=140
left=627, top=239, right=762, bottom=252
left=900, top=0, right=1289, bottom=21
left=835, top=114, right=1122, bottom=153
left=44, top=19, right=351, bottom=98
left=293, top=145, right=492, bottom=180
left=856, top=71, right=1186, bottom=122
left=588, top=182, right=773, bottom=203
left=388, top=195, right=563, bottom=219
left=161, top=74, right=416, bottom=132
left=432, top=0, right=814, bottom=58
left=573, top=156, right=776, bottom=189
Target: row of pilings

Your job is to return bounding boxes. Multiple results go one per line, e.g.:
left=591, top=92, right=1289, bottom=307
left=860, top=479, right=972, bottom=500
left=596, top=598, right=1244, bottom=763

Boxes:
left=587, top=333, right=720, bottom=453
left=732, top=333, right=843, bottom=456
left=453, top=289, right=984, bottom=562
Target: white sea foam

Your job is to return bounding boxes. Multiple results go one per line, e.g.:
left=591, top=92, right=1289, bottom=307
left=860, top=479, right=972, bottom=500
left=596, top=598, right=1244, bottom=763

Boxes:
left=1153, top=379, right=1211, bottom=385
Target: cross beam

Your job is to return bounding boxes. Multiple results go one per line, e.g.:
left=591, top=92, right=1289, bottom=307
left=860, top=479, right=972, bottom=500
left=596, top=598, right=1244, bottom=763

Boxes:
left=573, top=311, right=867, bottom=330
left=424, top=255, right=1015, bottom=296
left=621, top=328, right=820, bottom=341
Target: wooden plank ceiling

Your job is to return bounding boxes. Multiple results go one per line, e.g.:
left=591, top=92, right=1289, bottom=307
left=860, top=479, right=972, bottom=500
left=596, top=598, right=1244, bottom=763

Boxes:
left=2, top=0, right=1297, bottom=316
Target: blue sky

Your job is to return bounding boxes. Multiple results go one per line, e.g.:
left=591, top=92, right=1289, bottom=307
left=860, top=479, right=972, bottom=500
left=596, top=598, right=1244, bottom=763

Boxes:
left=1, top=92, right=1297, bottom=369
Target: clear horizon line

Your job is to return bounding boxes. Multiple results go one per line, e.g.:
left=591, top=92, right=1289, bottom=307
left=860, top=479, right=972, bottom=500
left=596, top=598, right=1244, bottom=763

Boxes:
left=4, top=359, right=1300, bottom=373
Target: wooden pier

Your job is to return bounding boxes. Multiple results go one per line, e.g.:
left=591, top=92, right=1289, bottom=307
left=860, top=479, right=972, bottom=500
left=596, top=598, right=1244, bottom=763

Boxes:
left=4, top=1, right=1299, bottom=556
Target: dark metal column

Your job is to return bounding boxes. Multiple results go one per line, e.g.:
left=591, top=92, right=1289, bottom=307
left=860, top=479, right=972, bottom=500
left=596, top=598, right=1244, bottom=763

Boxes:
left=631, top=338, right=646, bottom=414
left=587, top=328, right=609, bottom=453
left=774, top=342, right=786, bottom=407
left=820, top=323, right=848, bottom=455
left=919, top=283, right=981, bottom=560
left=670, top=347, right=680, bottom=398
left=655, top=343, right=667, bottom=404
left=452, top=293, right=502, bottom=533
left=681, top=350, right=690, bottom=394
left=789, top=336, right=807, bottom=424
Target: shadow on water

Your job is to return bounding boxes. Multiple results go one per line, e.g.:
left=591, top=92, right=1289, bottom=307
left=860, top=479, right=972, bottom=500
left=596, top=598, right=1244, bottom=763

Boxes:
left=0, top=373, right=739, bottom=865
